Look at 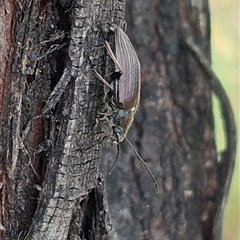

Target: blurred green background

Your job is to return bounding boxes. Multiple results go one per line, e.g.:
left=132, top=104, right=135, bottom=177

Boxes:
left=210, top=0, right=239, bottom=239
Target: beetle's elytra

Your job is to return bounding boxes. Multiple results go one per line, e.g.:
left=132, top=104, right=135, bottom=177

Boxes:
left=112, top=25, right=141, bottom=110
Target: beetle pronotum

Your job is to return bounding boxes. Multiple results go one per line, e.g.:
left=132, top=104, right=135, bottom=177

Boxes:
left=95, top=25, right=159, bottom=192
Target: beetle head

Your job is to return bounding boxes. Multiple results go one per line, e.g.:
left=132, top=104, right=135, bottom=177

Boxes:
left=111, top=125, right=125, bottom=144
left=110, top=108, right=136, bottom=143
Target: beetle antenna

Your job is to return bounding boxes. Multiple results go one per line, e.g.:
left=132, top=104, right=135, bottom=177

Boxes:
left=108, top=134, right=120, bottom=175
left=124, top=137, right=159, bottom=193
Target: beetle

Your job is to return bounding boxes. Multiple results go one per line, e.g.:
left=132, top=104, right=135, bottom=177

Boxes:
left=93, top=25, right=159, bottom=192
left=104, top=25, right=141, bottom=143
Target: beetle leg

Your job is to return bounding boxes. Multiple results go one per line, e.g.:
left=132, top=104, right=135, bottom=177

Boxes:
left=104, top=40, right=122, bottom=72
left=93, top=69, right=113, bottom=91
left=97, top=110, right=112, bottom=121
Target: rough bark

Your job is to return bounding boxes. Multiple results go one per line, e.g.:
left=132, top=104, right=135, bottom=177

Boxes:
left=0, top=0, right=124, bottom=239
left=0, top=0, right=236, bottom=240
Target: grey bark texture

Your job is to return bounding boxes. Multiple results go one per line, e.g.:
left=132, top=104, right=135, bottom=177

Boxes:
left=0, top=0, right=236, bottom=240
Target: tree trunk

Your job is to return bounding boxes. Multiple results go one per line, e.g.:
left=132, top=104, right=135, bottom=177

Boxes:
left=0, top=0, right=236, bottom=240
